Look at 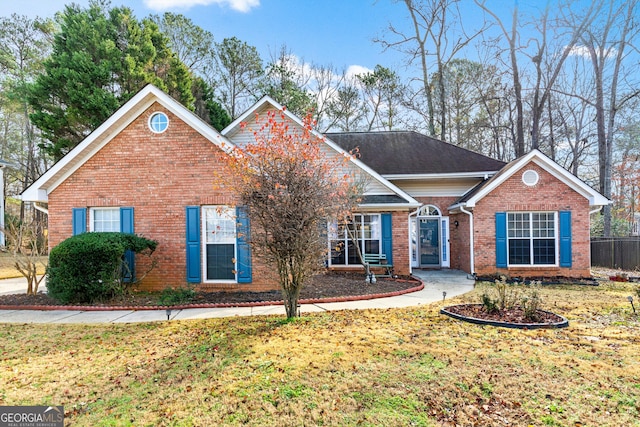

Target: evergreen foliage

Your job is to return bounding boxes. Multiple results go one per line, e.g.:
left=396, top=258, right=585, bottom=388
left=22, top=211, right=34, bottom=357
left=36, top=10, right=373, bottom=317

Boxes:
left=46, top=232, right=157, bottom=304
left=27, top=0, right=194, bottom=160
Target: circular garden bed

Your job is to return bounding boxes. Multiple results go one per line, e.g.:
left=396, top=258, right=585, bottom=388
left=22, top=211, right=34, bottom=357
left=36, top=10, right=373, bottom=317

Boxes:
left=441, top=304, right=569, bottom=329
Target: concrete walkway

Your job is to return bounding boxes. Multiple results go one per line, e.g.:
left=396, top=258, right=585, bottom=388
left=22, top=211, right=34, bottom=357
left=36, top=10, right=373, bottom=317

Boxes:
left=0, top=270, right=475, bottom=324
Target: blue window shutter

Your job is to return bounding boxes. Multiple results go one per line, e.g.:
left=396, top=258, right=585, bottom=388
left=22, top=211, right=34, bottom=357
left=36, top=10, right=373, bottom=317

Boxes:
left=186, top=206, right=201, bottom=283
left=120, top=207, right=135, bottom=282
left=495, top=212, right=507, bottom=268
left=381, top=213, right=393, bottom=264
left=236, top=206, right=252, bottom=283
left=559, top=211, right=572, bottom=267
left=72, top=208, right=87, bottom=235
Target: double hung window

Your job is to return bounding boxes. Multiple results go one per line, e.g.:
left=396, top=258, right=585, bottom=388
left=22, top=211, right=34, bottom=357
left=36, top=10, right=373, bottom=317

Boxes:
left=203, top=206, right=236, bottom=280
left=507, top=212, right=556, bottom=265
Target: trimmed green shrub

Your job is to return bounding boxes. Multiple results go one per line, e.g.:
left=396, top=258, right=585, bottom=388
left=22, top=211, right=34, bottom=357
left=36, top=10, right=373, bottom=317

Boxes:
left=46, top=232, right=157, bottom=304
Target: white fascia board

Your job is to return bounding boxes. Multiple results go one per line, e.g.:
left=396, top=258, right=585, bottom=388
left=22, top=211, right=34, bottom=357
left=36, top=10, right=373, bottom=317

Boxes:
left=21, top=85, right=235, bottom=202
left=383, top=171, right=499, bottom=180
left=223, top=96, right=419, bottom=207
left=464, top=149, right=610, bottom=208
left=358, top=203, right=421, bottom=211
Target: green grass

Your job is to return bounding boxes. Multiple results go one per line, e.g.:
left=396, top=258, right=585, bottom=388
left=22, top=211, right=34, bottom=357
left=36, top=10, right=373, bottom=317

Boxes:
left=1, top=281, right=640, bottom=426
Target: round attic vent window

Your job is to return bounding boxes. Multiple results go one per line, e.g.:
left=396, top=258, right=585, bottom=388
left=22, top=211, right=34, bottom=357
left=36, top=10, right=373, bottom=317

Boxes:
left=522, top=169, right=539, bottom=186
left=149, top=112, right=169, bottom=133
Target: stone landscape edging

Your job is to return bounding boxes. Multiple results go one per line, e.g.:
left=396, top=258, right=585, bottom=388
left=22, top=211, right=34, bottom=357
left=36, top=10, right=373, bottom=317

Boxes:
left=440, top=304, right=569, bottom=329
left=0, top=280, right=424, bottom=312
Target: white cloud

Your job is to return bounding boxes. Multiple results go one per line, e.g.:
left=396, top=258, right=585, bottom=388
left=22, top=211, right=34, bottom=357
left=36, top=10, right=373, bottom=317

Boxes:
left=143, top=0, right=259, bottom=13
left=346, top=65, right=373, bottom=79
left=567, top=45, right=617, bottom=60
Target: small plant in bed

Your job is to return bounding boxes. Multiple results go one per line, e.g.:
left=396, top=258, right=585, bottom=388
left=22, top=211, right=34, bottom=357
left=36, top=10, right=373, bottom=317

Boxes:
left=479, top=277, right=543, bottom=322
left=443, top=276, right=567, bottom=328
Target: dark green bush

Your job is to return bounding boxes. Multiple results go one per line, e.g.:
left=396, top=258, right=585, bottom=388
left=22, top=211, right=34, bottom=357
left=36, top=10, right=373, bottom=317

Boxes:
left=46, top=232, right=157, bottom=304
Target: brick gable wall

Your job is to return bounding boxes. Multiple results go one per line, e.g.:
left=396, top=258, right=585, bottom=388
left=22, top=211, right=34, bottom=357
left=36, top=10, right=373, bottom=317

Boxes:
left=472, top=162, right=591, bottom=278
left=48, top=103, right=277, bottom=291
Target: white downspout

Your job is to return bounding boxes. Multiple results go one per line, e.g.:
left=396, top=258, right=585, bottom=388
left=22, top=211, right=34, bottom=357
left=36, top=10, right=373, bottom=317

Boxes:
left=460, top=205, right=475, bottom=275
left=589, top=206, right=603, bottom=215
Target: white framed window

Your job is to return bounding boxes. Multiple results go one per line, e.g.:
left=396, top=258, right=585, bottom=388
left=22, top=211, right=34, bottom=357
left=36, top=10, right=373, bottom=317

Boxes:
left=149, top=112, right=169, bottom=133
left=203, top=206, right=236, bottom=281
left=522, top=170, right=539, bottom=186
left=329, top=214, right=381, bottom=265
left=90, top=208, right=120, bottom=232
left=507, top=212, right=557, bottom=266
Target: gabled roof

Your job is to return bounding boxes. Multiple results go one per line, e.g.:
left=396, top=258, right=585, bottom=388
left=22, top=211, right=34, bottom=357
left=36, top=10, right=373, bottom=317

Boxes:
left=450, top=149, right=610, bottom=209
left=22, top=85, right=233, bottom=202
left=325, top=131, right=506, bottom=177
left=223, top=96, right=420, bottom=209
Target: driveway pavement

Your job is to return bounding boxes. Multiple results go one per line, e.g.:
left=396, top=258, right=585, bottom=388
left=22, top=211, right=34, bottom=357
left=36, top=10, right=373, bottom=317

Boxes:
left=0, top=269, right=475, bottom=324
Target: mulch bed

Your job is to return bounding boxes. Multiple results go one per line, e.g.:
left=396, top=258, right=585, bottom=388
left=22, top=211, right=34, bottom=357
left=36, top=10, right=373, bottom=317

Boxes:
left=475, top=275, right=600, bottom=286
left=442, top=304, right=568, bottom=329
left=0, top=272, right=421, bottom=309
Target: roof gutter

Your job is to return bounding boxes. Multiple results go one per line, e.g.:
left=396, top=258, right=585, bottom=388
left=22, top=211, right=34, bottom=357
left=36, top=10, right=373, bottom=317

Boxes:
left=459, top=204, right=475, bottom=275
left=33, top=202, right=49, bottom=215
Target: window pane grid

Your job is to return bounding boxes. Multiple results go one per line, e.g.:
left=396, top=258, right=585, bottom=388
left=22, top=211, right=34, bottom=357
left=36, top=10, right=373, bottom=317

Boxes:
left=93, top=208, right=120, bottom=232
left=205, top=208, right=235, bottom=244
left=203, top=206, right=236, bottom=281
left=330, top=214, right=382, bottom=265
left=507, top=212, right=556, bottom=266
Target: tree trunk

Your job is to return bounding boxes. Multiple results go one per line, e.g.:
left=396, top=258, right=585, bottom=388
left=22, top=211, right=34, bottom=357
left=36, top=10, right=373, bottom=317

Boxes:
left=282, top=283, right=301, bottom=318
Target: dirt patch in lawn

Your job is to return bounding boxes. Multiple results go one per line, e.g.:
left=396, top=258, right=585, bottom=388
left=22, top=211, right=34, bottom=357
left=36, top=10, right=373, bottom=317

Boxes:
left=0, top=272, right=421, bottom=308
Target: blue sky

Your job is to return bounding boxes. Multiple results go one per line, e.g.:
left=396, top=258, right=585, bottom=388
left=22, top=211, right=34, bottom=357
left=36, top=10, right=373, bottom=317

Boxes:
left=0, top=0, right=415, bottom=74
left=5, top=0, right=611, bottom=80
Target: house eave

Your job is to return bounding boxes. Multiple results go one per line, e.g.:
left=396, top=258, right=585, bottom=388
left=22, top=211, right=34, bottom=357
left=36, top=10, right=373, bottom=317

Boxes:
left=358, top=202, right=421, bottom=211
left=21, top=85, right=234, bottom=202
left=383, top=171, right=499, bottom=181
left=463, top=150, right=610, bottom=208
left=223, top=96, right=420, bottom=208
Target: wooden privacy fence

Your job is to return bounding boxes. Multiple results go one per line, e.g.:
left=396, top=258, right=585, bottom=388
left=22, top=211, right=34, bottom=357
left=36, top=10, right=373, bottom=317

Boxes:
left=591, top=238, right=640, bottom=271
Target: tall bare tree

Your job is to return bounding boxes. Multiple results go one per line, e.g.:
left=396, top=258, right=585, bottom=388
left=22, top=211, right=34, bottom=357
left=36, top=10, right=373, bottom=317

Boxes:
left=581, top=0, right=640, bottom=236
left=0, top=14, right=53, bottom=230
left=214, top=37, right=263, bottom=119
left=379, top=0, right=485, bottom=140
left=357, top=65, right=405, bottom=131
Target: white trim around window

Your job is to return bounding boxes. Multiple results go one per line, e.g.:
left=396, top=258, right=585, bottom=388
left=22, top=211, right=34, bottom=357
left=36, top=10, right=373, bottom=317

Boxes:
left=328, top=214, right=382, bottom=266
left=507, top=211, right=558, bottom=267
left=148, top=112, right=169, bottom=133
left=201, top=206, right=237, bottom=283
left=89, top=207, right=120, bottom=232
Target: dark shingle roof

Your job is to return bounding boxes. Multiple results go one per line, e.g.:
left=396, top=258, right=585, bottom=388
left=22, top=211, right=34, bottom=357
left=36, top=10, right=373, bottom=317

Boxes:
left=360, top=194, right=409, bottom=204
left=325, top=131, right=506, bottom=175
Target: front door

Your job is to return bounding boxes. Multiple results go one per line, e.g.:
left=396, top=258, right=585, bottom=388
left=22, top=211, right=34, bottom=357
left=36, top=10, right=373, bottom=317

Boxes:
left=419, top=218, right=440, bottom=267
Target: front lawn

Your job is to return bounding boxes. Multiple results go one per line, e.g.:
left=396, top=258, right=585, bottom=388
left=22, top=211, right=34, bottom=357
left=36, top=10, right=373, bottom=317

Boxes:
left=1, top=280, right=639, bottom=426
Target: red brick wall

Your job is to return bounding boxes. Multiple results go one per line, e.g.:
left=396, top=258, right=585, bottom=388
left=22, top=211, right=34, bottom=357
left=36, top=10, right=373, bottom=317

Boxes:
left=391, top=210, right=411, bottom=276
left=48, top=103, right=278, bottom=292
left=449, top=212, right=471, bottom=272
left=473, top=162, right=592, bottom=278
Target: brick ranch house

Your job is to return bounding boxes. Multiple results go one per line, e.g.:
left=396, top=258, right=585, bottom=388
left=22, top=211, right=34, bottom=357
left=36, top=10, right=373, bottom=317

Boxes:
left=21, top=85, right=609, bottom=292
